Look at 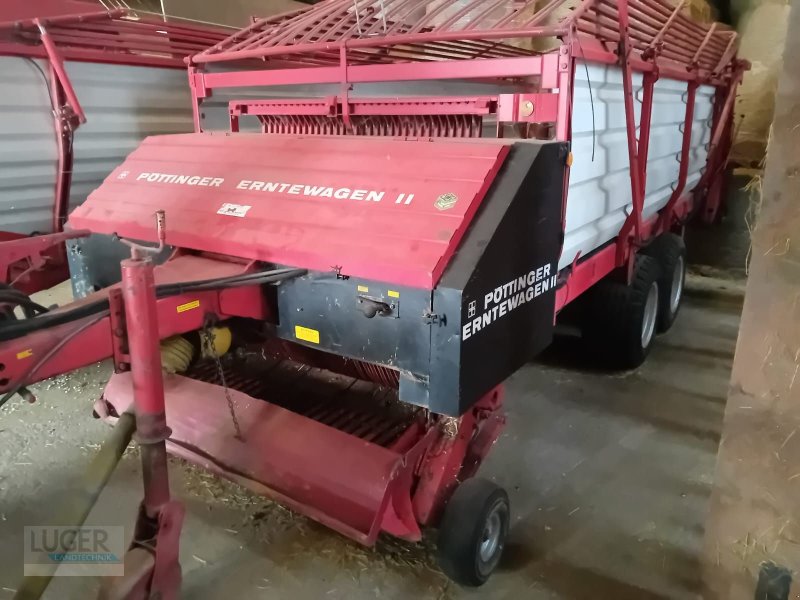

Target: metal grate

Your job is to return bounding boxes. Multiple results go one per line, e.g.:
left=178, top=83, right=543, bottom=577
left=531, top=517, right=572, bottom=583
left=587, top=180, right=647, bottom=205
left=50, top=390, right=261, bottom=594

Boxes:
left=192, top=0, right=555, bottom=65
left=0, top=8, right=233, bottom=68
left=186, top=357, right=417, bottom=448
left=230, top=96, right=496, bottom=137
left=576, top=0, right=737, bottom=75
left=191, top=0, right=738, bottom=79
left=255, top=113, right=483, bottom=137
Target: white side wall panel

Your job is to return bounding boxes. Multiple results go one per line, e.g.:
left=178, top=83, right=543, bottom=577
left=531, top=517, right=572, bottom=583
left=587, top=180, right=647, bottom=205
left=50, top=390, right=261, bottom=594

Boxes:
left=66, top=62, right=194, bottom=215
left=562, top=62, right=714, bottom=269
left=0, top=58, right=57, bottom=235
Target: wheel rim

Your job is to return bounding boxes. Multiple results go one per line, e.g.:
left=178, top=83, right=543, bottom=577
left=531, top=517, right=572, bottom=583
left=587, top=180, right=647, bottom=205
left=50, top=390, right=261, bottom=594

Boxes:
left=479, top=506, right=503, bottom=564
left=641, top=282, right=658, bottom=349
left=669, top=256, right=684, bottom=314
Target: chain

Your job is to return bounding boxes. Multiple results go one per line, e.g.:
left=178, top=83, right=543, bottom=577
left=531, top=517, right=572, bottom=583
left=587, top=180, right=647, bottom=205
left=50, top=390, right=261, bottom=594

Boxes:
left=202, top=324, right=244, bottom=441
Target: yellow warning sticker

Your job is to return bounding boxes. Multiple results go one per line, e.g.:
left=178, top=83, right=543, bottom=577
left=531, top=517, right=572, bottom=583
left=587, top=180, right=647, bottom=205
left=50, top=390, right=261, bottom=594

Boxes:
left=176, top=300, right=200, bottom=314
left=357, top=285, right=369, bottom=293
left=295, top=325, right=320, bottom=344
left=16, top=349, right=33, bottom=360
left=387, top=290, right=400, bottom=298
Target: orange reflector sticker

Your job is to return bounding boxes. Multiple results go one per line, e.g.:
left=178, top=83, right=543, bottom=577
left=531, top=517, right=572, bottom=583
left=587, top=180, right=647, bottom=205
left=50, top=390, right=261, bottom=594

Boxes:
left=176, top=300, right=200, bottom=313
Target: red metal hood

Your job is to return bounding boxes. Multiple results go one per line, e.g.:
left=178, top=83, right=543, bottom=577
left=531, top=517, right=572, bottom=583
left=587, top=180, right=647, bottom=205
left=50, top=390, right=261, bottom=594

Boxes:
left=68, top=134, right=509, bottom=289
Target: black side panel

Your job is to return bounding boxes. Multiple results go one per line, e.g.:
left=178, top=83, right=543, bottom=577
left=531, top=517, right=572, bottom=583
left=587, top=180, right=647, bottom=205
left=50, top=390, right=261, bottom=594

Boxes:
left=430, top=141, right=567, bottom=415
left=67, top=233, right=171, bottom=298
left=277, top=274, right=431, bottom=375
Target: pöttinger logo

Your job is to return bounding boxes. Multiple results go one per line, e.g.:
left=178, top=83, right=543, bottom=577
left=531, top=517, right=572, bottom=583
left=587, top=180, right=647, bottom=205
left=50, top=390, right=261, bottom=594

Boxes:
left=24, top=525, right=124, bottom=576
left=434, top=192, right=458, bottom=211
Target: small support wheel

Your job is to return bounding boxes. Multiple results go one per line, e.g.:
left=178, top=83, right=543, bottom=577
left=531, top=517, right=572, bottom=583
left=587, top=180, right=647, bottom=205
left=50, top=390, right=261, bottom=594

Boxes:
left=643, top=233, right=686, bottom=332
left=437, top=478, right=510, bottom=587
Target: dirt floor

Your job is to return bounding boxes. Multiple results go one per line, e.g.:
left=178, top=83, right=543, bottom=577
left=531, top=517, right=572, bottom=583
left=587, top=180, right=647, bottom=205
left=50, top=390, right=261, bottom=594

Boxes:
left=0, top=270, right=744, bottom=599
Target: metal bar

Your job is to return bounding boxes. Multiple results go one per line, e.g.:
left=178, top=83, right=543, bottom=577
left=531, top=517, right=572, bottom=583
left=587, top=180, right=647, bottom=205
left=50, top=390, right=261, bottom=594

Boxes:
left=35, top=20, right=86, bottom=124
left=339, top=45, right=351, bottom=130
left=230, top=96, right=497, bottom=117
left=565, top=0, right=601, bottom=26
left=615, top=0, right=645, bottom=254
left=41, top=30, right=209, bottom=56
left=555, top=55, right=572, bottom=141
left=517, top=0, right=573, bottom=27
left=199, top=55, right=545, bottom=89
left=460, top=0, right=520, bottom=31
left=636, top=0, right=717, bottom=44
left=259, top=0, right=346, bottom=48
left=647, top=0, right=683, bottom=50
left=48, top=63, right=74, bottom=234
left=571, top=35, right=731, bottom=84
left=0, top=230, right=89, bottom=274
left=0, top=41, right=196, bottom=68
left=556, top=244, right=617, bottom=311
left=658, top=81, right=697, bottom=230
left=284, top=1, right=363, bottom=46
left=631, top=0, right=708, bottom=45
left=368, top=0, right=427, bottom=36
left=0, top=9, right=122, bottom=30
left=121, top=258, right=171, bottom=515
left=697, top=68, right=742, bottom=188
left=690, top=21, right=716, bottom=66
left=637, top=72, right=658, bottom=197
left=711, top=33, right=738, bottom=75
left=191, top=0, right=737, bottom=88
left=53, top=20, right=226, bottom=44
left=188, top=68, right=204, bottom=132
left=192, top=25, right=568, bottom=63
left=584, top=5, right=697, bottom=62
left=697, top=69, right=743, bottom=222
left=199, top=19, right=265, bottom=54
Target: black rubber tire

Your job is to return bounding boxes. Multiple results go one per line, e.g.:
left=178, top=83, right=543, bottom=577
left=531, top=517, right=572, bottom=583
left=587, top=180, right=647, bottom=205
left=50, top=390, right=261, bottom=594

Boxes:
left=642, top=233, right=686, bottom=332
left=437, top=478, right=510, bottom=587
left=582, top=254, right=661, bottom=369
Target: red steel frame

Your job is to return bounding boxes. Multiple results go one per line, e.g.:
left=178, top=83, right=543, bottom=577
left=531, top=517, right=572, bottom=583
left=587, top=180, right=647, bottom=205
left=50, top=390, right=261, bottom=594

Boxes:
left=117, top=255, right=183, bottom=599
left=0, top=245, right=506, bottom=546
left=187, top=0, right=746, bottom=313
left=0, top=4, right=233, bottom=294
left=97, top=374, right=505, bottom=545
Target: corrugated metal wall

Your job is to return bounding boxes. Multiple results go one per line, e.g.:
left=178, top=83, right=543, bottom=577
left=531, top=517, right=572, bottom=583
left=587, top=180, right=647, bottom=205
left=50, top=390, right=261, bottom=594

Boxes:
left=0, top=57, right=195, bottom=236
left=66, top=61, right=194, bottom=214
left=0, top=57, right=58, bottom=235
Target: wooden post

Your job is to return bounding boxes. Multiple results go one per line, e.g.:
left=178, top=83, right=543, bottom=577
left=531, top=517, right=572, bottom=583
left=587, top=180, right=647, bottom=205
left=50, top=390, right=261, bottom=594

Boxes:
left=703, top=4, right=800, bottom=599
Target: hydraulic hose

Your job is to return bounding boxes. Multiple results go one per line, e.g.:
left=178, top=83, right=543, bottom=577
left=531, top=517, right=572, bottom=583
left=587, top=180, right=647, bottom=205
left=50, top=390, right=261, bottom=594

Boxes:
left=0, top=267, right=307, bottom=407
left=0, top=267, right=307, bottom=342
left=0, top=285, right=49, bottom=319
left=0, top=312, right=109, bottom=410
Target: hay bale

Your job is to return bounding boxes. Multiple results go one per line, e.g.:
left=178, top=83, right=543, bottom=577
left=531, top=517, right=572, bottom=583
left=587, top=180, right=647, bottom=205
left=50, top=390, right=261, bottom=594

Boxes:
left=731, top=0, right=791, bottom=167
left=680, top=0, right=717, bottom=23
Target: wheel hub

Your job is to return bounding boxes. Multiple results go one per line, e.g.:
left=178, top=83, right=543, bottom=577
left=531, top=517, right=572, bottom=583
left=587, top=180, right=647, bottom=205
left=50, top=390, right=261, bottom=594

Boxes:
left=479, top=506, right=503, bottom=563
left=670, top=256, right=684, bottom=314
left=641, top=282, right=658, bottom=349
